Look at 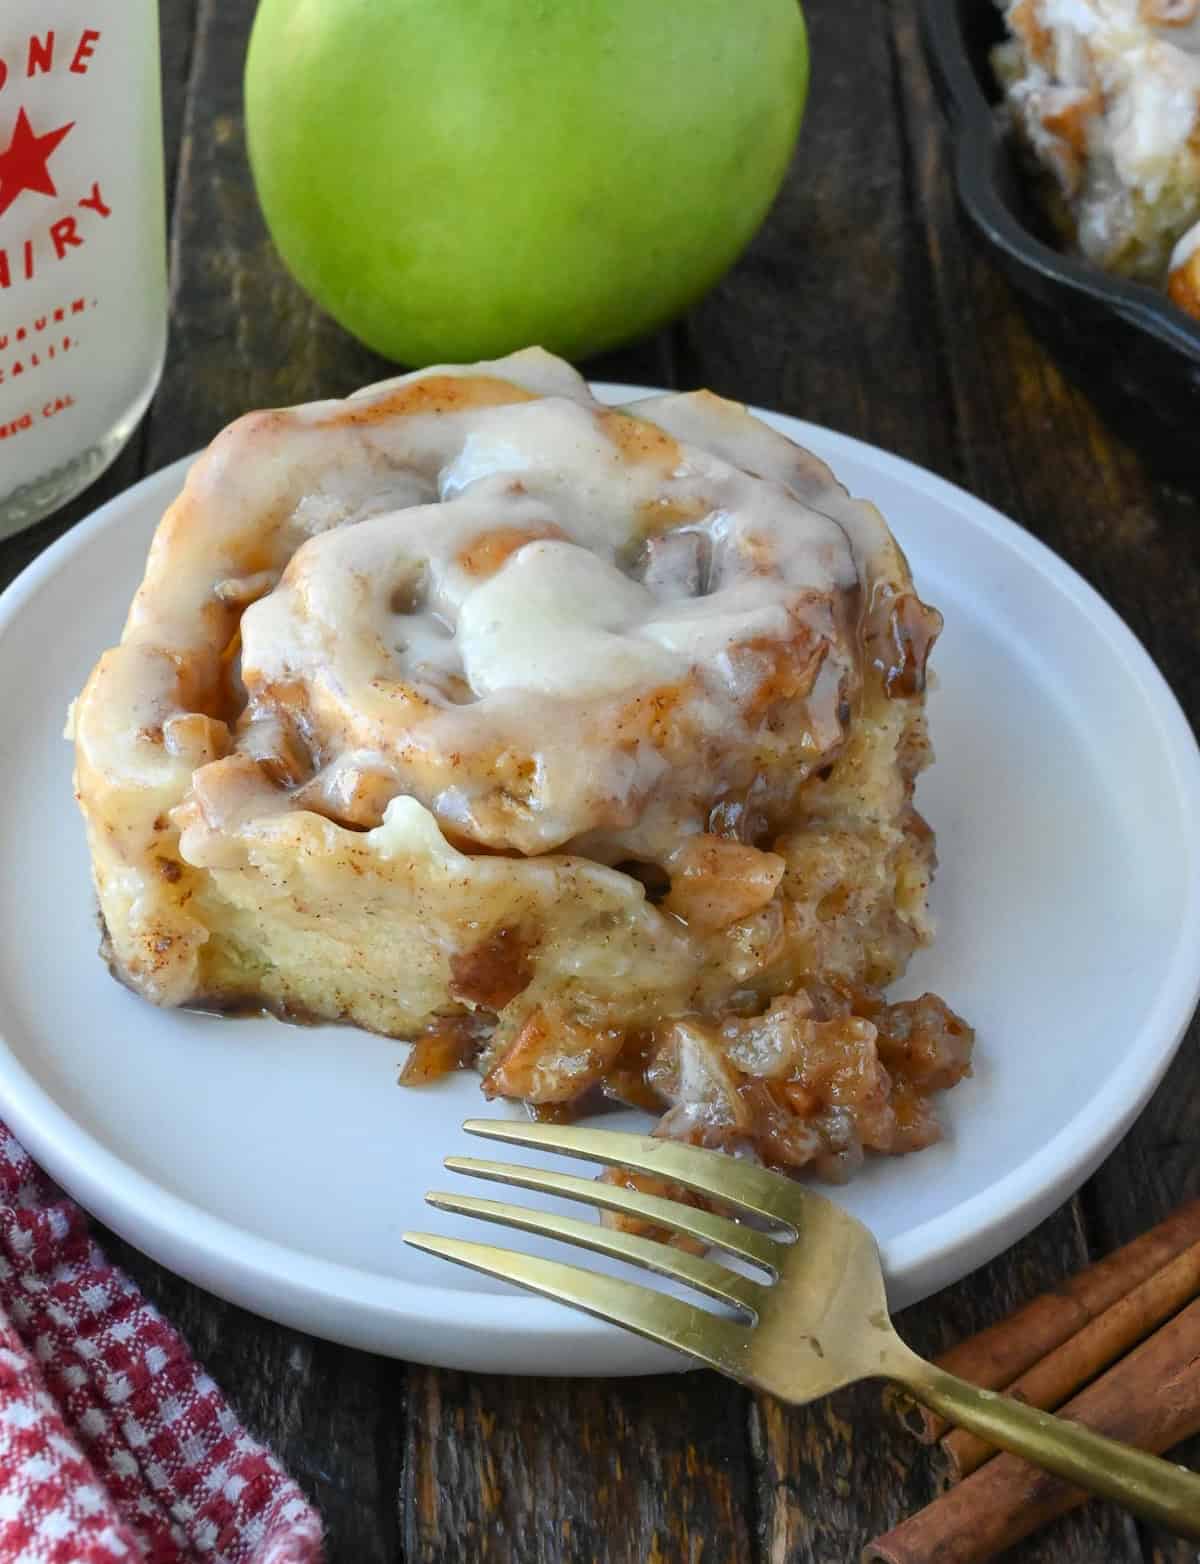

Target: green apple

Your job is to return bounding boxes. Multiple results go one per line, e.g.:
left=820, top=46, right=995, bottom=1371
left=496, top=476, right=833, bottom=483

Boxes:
left=244, top=0, right=808, bottom=365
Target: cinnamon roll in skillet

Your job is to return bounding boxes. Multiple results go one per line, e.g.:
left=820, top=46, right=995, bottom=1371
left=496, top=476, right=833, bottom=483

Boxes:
left=993, top=0, right=1200, bottom=317
left=70, top=348, right=972, bottom=1183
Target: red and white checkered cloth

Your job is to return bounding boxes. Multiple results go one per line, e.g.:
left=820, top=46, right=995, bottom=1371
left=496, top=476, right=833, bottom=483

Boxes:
left=0, top=1121, right=324, bottom=1563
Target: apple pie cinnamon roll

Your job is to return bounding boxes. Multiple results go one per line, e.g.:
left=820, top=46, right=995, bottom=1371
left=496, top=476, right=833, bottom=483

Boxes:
left=993, top=0, right=1200, bottom=316
left=70, top=348, right=972, bottom=1181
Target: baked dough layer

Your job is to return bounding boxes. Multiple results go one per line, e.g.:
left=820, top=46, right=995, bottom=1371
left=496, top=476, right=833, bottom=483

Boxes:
left=71, top=349, right=971, bottom=1177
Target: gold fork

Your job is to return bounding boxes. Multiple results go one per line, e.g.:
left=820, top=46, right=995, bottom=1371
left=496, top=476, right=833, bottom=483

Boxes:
left=405, top=1119, right=1200, bottom=1538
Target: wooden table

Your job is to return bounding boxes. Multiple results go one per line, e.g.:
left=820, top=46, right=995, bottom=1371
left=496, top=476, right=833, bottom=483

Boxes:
left=3, top=3, right=1197, bottom=1558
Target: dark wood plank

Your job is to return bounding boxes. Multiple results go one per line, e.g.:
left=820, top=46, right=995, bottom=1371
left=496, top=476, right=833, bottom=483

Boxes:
left=402, top=1367, right=751, bottom=1564
left=158, top=0, right=201, bottom=222
left=676, top=0, right=959, bottom=477
left=1083, top=1040, right=1200, bottom=1564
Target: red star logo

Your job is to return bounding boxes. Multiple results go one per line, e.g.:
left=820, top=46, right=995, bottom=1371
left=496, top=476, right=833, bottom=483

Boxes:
left=0, top=107, right=75, bottom=220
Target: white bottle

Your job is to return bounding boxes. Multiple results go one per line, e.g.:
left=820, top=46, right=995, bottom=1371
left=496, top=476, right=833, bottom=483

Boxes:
left=0, top=3, right=166, bottom=540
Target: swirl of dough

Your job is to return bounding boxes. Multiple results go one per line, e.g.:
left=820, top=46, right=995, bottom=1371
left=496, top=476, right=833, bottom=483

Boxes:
left=228, top=421, right=860, bottom=855
left=71, top=349, right=951, bottom=1163
left=88, top=349, right=912, bottom=864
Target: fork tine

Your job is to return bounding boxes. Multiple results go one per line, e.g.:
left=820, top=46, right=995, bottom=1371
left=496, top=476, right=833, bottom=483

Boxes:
left=403, top=1231, right=753, bottom=1376
left=444, top=1155, right=780, bottom=1273
left=425, top=1190, right=765, bottom=1314
left=462, top=1119, right=802, bottom=1227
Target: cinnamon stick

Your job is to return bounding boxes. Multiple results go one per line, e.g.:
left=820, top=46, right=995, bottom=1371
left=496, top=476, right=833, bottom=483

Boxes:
left=903, top=1197, right=1200, bottom=1443
left=942, top=1237, right=1200, bottom=1479
left=865, top=1297, right=1200, bottom=1564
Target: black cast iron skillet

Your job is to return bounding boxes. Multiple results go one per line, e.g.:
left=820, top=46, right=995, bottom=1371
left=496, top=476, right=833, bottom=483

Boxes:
left=920, top=0, right=1200, bottom=438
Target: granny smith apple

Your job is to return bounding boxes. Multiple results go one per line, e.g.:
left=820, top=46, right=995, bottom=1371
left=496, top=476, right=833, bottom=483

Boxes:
left=244, top=0, right=808, bottom=365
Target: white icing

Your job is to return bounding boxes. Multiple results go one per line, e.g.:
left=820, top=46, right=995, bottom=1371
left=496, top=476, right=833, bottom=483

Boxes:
left=1109, top=43, right=1200, bottom=179
left=1171, top=215, right=1200, bottom=266
left=83, top=349, right=918, bottom=862
left=370, top=794, right=466, bottom=865
left=640, top=581, right=795, bottom=661
left=460, top=540, right=680, bottom=698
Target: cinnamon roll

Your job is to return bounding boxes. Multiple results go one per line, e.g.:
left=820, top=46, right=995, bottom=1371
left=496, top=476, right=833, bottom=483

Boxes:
left=70, top=348, right=972, bottom=1181
left=993, top=0, right=1200, bottom=316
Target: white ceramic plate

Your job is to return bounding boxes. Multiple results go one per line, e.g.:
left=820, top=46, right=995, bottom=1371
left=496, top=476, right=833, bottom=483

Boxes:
left=1, top=388, right=1198, bottom=1375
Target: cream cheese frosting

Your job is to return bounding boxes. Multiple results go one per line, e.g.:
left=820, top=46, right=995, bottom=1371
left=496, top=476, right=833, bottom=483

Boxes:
left=70, top=350, right=970, bottom=1179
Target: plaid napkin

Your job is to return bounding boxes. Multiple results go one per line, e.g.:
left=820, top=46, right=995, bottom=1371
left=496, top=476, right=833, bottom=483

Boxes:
left=0, top=1121, right=323, bottom=1563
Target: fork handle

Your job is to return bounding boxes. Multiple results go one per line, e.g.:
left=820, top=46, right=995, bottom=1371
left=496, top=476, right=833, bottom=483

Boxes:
left=892, top=1354, right=1200, bottom=1539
